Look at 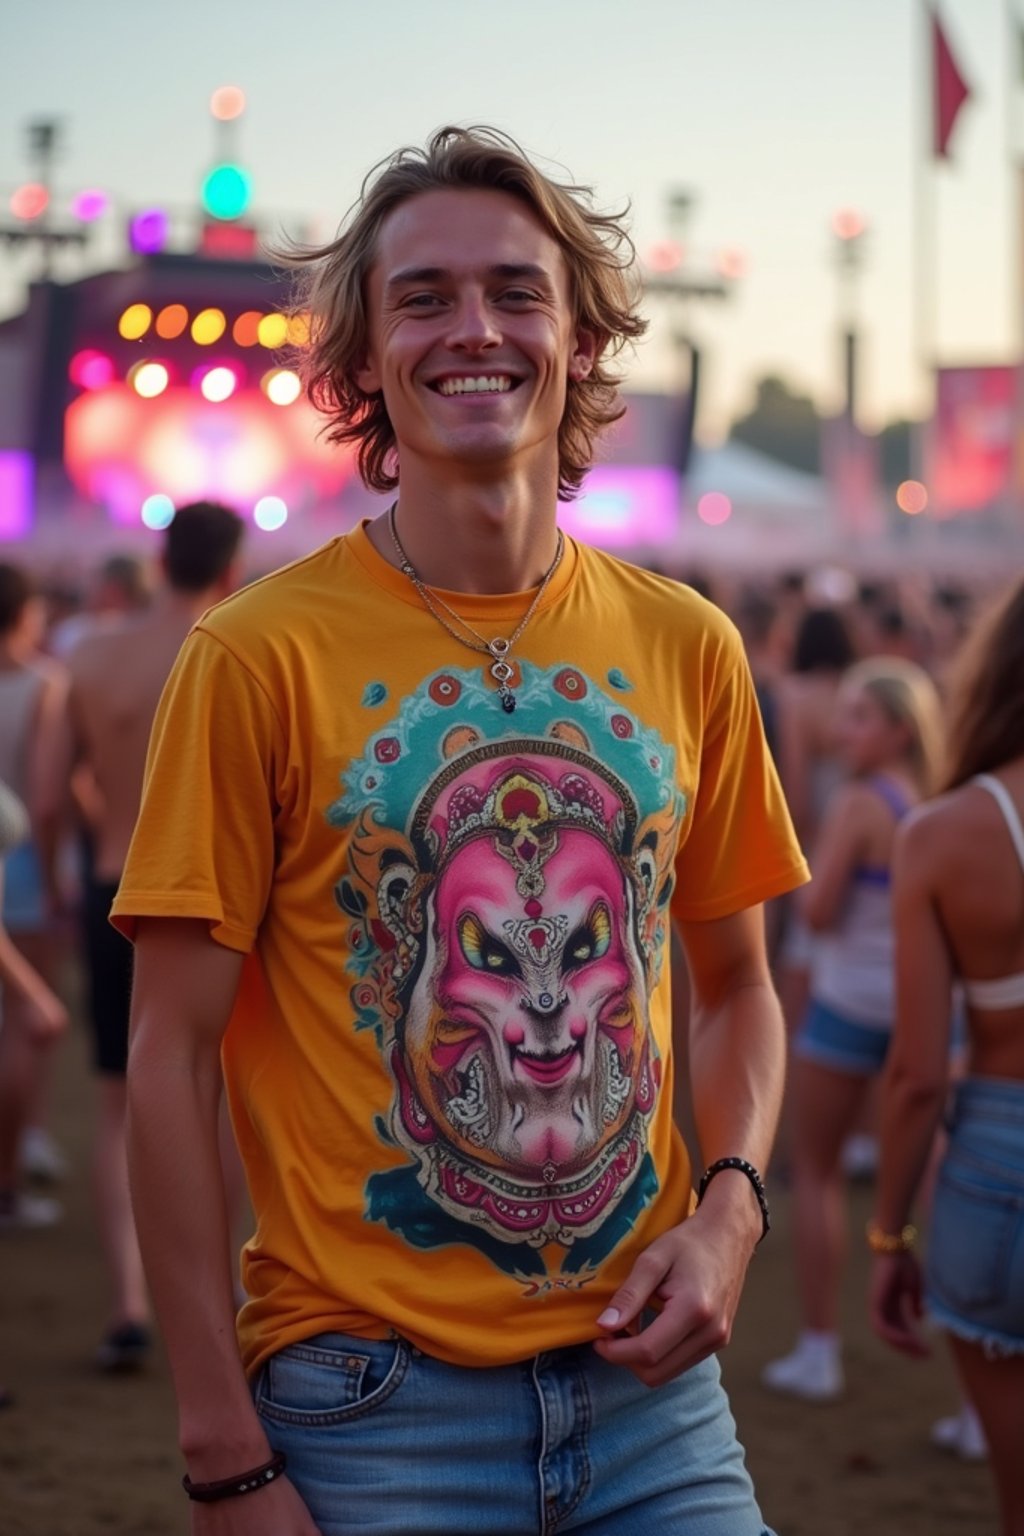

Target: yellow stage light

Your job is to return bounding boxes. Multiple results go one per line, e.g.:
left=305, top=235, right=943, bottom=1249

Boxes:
left=257, top=313, right=288, bottom=349
left=118, top=304, right=153, bottom=341
left=191, top=308, right=227, bottom=345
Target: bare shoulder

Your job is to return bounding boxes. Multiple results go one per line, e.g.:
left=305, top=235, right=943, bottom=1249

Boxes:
left=897, top=788, right=991, bottom=873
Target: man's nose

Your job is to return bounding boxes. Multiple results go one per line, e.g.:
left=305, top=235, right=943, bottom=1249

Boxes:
left=445, top=291, right=501, bottom=351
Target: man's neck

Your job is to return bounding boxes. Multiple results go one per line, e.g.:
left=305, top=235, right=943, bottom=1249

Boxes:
left=367, top=460, right=561, bottom=596
left=156, top=588, right=227, bottom=626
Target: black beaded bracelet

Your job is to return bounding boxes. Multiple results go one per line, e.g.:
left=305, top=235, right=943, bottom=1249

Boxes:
left=182, top=1451, right=286, bottom=1503
left=697, top=1156, right=771, bottom=1245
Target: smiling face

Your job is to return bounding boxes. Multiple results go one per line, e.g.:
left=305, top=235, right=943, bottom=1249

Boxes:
left=835, top=683, right=910, bottom=776
left=357, top=188, right=597, bottom=480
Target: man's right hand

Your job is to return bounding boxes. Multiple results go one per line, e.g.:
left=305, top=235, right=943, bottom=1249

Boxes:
left=191, top=1474, right=324, bottom=1534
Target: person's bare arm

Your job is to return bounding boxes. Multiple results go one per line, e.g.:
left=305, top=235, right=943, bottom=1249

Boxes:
left=875, top=815, right=953, bottom=1227
left=32, top=668, right=78, bottom=912
left=128, top=917, right=321, bottom=1534
left=594, top=906, right=783, bottom=1385
left=869, top=815, right=953, bottom=1356
left=799, top=782, right=872, bottom=932
left=0, top=922, right=68, bottom=1037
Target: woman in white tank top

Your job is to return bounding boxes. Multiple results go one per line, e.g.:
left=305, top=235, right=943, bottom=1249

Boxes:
left=870, top=578, right=1024, bottom=1536
left=763, top=658, right=942, bottom=1404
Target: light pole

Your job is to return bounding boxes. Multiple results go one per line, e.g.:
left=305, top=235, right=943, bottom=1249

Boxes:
left=642, top=189, right=738, bottom=471
left=831, top=207, right=868, bottom=427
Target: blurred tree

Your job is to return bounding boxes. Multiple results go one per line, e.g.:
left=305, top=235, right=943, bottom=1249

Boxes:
left=876, top=418, right=914, bottom=486
left=728, top=375, right=920, bottom=487
left=729, top=375, right=821, bottom=475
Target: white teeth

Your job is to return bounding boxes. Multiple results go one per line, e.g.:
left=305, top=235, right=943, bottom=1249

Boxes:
left=437, top=375, right=512, bottom=395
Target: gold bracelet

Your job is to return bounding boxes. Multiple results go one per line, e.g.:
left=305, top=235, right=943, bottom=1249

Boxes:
left=866, top=1221, right=917, bottom=1255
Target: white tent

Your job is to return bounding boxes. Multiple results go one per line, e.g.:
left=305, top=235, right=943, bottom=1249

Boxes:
left=687, top=440, right=829, bottom=521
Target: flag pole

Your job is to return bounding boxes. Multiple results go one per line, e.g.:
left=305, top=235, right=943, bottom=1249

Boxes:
left=911, top=0, right=936, bottom=481
left=1006, top=0, right=1023, bottom=526
left=1008, top=0, right=1023, bottom=353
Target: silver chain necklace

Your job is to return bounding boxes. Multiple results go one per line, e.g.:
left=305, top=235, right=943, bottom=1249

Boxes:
left=388, top=502, right=564, bottom=714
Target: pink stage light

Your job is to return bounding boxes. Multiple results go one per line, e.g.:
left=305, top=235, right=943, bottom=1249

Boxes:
left=72, top=189, right=109, bottom=222
left=211, top=85, right=246, bottom=121
left=10, top=183, right=49, bottom=220
left=647, top=241, right=685, bottom=273
left=65, top=385, right=354, bottom=525
left=0, top=452, right=33, bottom=539
left=559, top=466, right=680, bottom=548
left=697, top=492, right=732, bottom=526
left=69, top=349, right=116, bottom=391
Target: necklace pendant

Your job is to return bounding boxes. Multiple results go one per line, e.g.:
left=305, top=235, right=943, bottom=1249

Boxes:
left=488, top=637, right=511, bottom=660
left=499, top=684, right=517, bottom=714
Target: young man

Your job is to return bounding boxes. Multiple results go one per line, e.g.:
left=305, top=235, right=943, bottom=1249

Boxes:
left=38, top=502, right=244, bottom=1368
left=114, top=128, right=808, bottom=1535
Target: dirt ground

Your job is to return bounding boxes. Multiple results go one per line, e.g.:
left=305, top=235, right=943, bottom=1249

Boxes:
left=2, top=1016, right=999, bottom=1536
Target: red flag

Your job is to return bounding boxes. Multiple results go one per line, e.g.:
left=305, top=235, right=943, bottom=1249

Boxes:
left=933, top=9, right=971, bottom=159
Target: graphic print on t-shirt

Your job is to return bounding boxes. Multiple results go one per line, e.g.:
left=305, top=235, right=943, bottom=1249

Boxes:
left=328, top=662, right=686, bottom=1289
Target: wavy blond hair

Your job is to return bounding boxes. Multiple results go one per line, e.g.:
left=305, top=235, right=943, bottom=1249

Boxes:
left=842, top=657, right=944, bottom=794
left=276, top=125, right=647, bottom=500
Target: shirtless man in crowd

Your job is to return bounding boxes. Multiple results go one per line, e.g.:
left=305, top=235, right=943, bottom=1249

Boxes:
left=38, top=501, right=244, bottom=1368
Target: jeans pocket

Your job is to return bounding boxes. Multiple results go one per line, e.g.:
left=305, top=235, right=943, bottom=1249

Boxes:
left=927, top=1166, right=1022, bottom=1313
left=256, top=1336, right=409, bottom=1427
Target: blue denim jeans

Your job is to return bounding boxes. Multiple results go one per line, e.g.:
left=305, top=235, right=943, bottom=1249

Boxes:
left=926, top=1076, right=1024, bottom=1358
left=253, top=1332, right=774, bottom=1534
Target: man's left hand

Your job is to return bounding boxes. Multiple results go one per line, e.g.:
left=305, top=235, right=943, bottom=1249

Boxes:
left=593, top=1188, right=759, bottom=1387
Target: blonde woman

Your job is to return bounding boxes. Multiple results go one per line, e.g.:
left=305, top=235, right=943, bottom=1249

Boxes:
left=764, top=659, right=943, bottom=1400
left=0, top=777, right=67, bottom=1231
left=870, top=580, right=1024, bottom=1536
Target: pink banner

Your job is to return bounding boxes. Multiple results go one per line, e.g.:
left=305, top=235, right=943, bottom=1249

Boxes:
left=929, top=366, right=1017, bottom=516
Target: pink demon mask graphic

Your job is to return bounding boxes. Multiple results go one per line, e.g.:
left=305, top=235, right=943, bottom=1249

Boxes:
left=348, top=741, right=678, bottom=1253
left=407, top=813, right=647, bottom=1178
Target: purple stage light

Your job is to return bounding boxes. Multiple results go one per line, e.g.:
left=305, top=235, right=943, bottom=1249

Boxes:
left=0, top=452, right=34, bottom=539
left=129, top=208, right=169, bottom=255
left=559, top=465, right=680, bottom=548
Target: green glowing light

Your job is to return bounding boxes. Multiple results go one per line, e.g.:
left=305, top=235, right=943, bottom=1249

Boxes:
left=201, top=164, right=252, bottom=221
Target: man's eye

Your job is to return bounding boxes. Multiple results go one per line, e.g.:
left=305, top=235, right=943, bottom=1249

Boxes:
left=406, top=294, right=444, bottom=308
left=501, top=289, right=537, bottom=303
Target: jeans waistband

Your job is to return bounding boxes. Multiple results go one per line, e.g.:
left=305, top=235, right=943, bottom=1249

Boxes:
left=951, top=1075, right=1024, bottom=1129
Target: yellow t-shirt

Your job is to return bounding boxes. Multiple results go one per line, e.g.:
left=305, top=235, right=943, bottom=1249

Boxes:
left=112, top=522, right=807, bottom=1375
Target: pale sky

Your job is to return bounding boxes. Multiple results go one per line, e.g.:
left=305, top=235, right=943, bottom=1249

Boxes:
left=2, top=0, right=1020, bottom=438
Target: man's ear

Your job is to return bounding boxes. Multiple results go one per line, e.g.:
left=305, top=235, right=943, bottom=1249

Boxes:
left=569, top=325, right=601, bottom=383
left=355, top=350, right=382, bottom=395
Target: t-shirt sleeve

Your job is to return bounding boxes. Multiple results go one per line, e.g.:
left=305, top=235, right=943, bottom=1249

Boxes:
left=110, top=627, right=283, bottom=952
left=671, top=627, right=809, bottom=923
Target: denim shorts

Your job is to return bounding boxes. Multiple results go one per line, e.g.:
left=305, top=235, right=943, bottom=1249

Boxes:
left=793, top=997, right=890, bottom=1077
left=1, top=840, right=45, bottom=932
left=253, top=1332, right=775, bottom=1535
left=925, top=1077, right=1024, bottom=1358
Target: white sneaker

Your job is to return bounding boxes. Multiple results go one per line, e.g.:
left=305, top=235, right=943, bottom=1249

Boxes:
left=762, top=1341, right=844, bottom=1401
left=19, top=1127, right=69, bottom=1184
left=840, top=1133, right=879, bottom=1182
left=931, top=1404, right=987, bottom=1461
left=0, top=1191, right=63, bottom=1231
